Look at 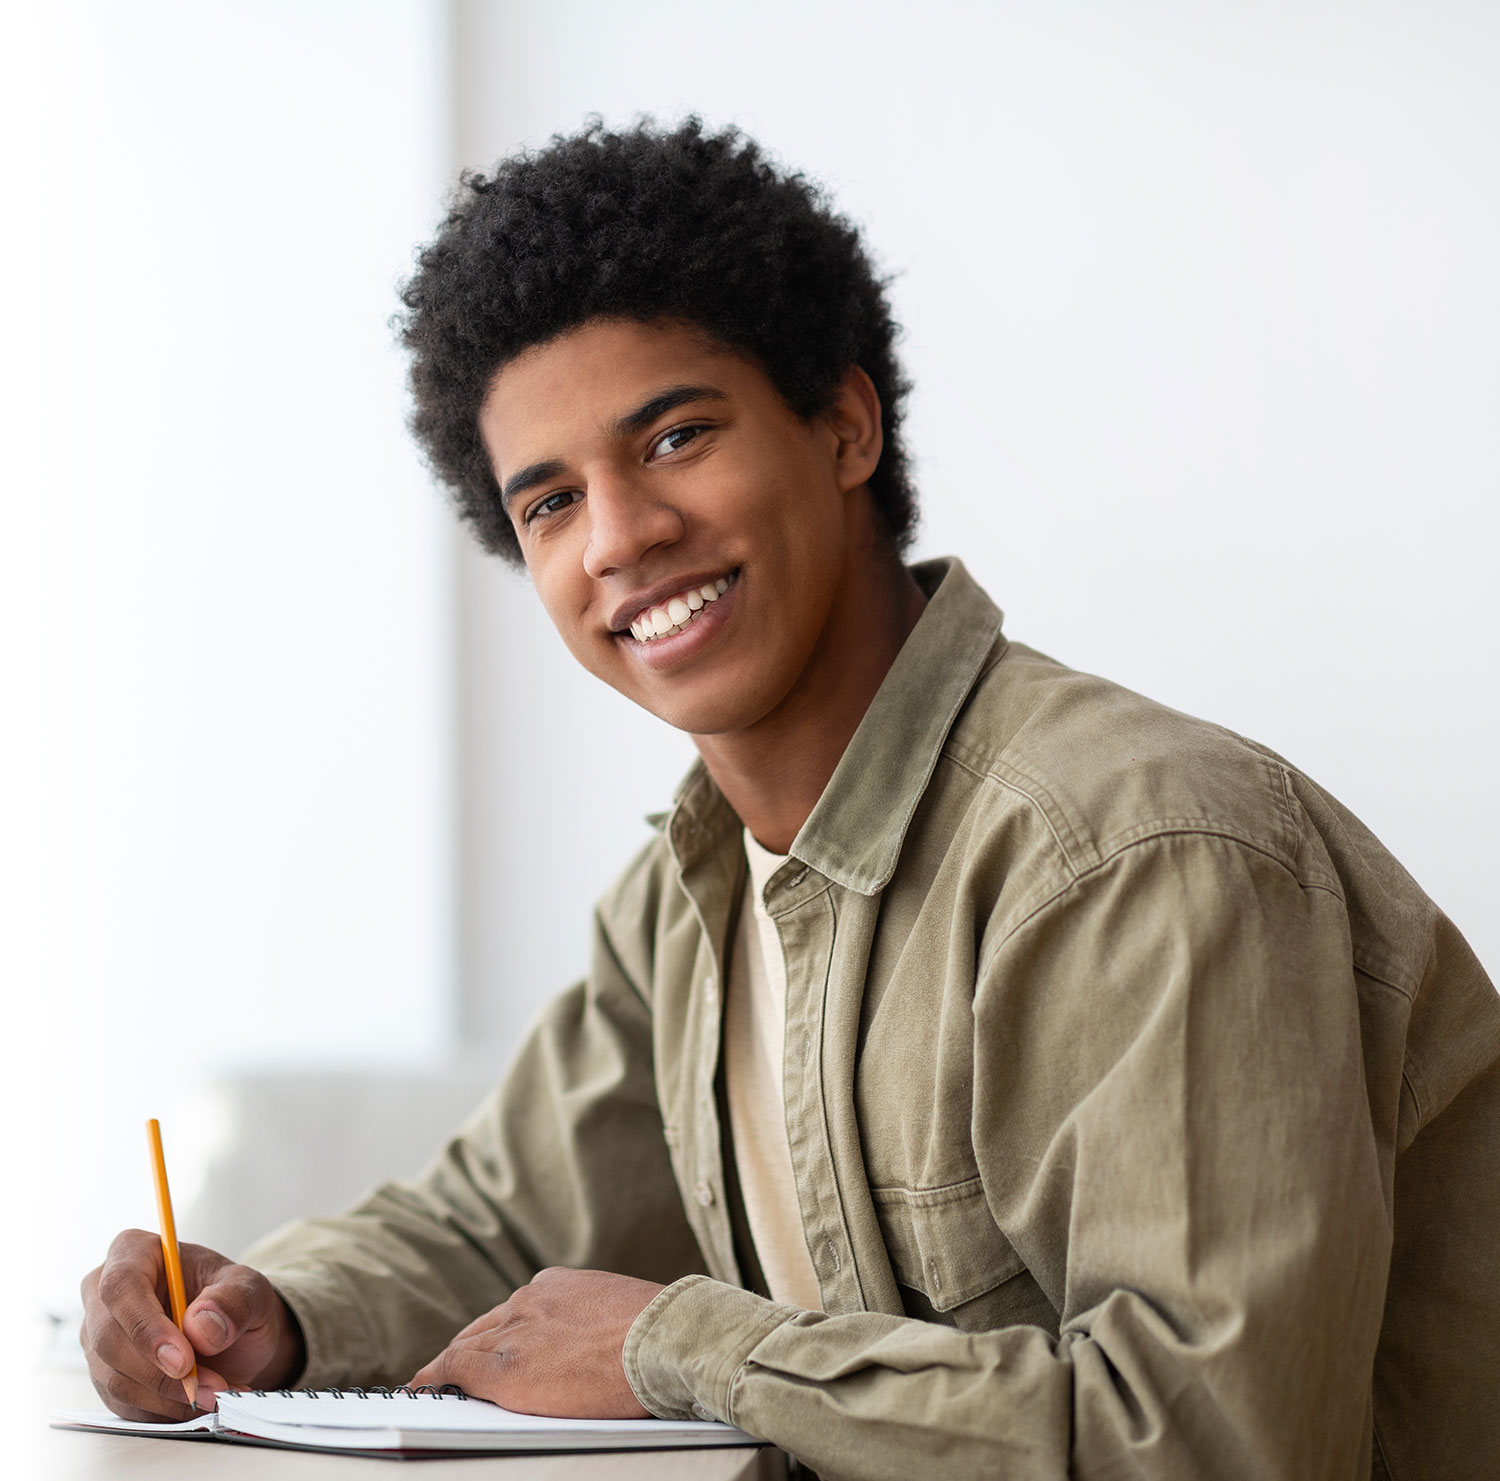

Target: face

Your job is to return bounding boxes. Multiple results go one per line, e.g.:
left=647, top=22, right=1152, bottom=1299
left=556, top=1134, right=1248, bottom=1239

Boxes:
left=479, top=318, right=884, bottom=739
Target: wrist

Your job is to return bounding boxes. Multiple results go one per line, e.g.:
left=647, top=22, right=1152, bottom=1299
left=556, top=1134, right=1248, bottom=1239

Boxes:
left=262, top=1296, right=308, bottom=1388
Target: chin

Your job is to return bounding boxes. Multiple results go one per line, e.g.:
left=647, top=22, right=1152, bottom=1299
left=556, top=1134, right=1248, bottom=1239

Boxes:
left=638, top=695, right=757, bottom=737
left=627, top=675, right=780, bottom=739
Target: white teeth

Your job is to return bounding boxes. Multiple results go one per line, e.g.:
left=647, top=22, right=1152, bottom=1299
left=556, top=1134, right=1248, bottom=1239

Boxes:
left=629, top=571, right=737, bottom=643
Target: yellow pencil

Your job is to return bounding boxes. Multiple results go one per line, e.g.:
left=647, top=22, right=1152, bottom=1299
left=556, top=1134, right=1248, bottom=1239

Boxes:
left=146, top=1118, right=199, bottom=1407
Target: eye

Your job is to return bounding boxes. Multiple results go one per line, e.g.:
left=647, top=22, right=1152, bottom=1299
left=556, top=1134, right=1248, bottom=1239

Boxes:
left=648, top=424, right=705, bottom=460
left=523, top=489, right=581, bottom=525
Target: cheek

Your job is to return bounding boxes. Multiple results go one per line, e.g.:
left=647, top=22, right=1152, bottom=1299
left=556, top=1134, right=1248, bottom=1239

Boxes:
left=529, top=571, right=598, bottom=662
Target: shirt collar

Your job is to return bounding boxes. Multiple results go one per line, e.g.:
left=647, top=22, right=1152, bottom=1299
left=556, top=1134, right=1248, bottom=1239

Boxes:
left=667, top=557, right=1007, bottom=895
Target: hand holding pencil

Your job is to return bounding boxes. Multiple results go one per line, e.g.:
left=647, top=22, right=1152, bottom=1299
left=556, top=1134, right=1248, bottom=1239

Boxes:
left=77, top=1122, right=307, bottom=1423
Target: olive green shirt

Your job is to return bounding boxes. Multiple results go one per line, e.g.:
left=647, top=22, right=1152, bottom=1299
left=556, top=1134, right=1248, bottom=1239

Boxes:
left=247, top=558, right=1500, bottom=1481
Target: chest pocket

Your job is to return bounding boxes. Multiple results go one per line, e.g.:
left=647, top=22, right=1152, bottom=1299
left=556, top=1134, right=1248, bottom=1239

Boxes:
left=872, top=1177, right=1059, bottom=1337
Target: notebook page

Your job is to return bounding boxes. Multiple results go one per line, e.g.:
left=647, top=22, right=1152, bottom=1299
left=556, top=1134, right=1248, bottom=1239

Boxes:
left=51, top=1410, right=220, bottom=1436
left=216, top=1390, right=753, bottom=1441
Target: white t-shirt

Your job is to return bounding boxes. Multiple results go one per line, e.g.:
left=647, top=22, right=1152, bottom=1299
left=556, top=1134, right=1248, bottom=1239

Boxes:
left=723, top=828, right=824, bottom=1310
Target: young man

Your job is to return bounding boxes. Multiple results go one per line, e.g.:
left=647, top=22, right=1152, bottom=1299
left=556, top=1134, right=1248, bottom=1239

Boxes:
left=81, top=120, right=1500, bottom=1479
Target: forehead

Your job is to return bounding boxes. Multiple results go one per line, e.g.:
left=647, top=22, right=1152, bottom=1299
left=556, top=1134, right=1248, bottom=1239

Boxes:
left=479, top=319, right=770, bottom=459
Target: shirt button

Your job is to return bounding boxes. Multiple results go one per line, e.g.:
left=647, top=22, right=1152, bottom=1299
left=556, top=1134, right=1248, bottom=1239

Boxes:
left=691, top=1402, right=714, bottom=1422
left=694, top=1180, right=715, bottom=1207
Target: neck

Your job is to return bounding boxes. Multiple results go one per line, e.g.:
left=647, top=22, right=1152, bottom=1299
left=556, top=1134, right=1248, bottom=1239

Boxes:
left=692, top=547, right=927, bottom=854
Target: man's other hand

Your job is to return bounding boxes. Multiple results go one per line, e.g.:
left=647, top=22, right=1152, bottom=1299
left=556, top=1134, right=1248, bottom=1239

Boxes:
left=411, top=1267, right=665, bottom=1419
left=80, top=1228, right=305, bottom=1421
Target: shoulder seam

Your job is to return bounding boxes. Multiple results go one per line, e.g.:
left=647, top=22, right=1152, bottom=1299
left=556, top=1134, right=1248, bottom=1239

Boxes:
left=979, top=827, right=1347, bottom=978
left=944, top=737, right=1320, bottom=885
left=942, top=747, right=1081, bottom=881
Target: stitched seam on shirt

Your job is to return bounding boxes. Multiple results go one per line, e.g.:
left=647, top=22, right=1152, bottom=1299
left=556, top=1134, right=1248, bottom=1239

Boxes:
left=623, top=1275, right=710, bottom=1417
left=1093, top=816, right=1303, bottom=869
left=942, top=748, right=1080, bottom=877
left=1273, top=758, right=1348, bottom=895
left=1270, top=754, right=1299, bottom=863
left=843, top=632, right=1007, bottom=895
left=1398, top=1066, right=1427, bottom=1130
left=868, top=1174, right=984, bottom=1207
left=984, top=755, right=1095, bottom=868
left=980, top=828, right=1347, bottom=975
left=806, top=887, right=872, bottom=1309
left=945, top=746, right=1306, bottom=881
left=1353, top=960, right=1419, bottom=1005
left=725, top=1306, right=805, bottom=1427
left=1353, top=968, right=1427, bottom=1129
left=764, top=875, right=834, bottom=921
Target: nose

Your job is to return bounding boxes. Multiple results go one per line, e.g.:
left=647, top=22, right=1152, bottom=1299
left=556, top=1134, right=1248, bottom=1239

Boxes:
left=582, top=474, right=683, bottom=578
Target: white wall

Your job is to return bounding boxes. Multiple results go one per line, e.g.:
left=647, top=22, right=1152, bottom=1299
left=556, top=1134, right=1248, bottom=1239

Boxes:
left=452, top=0, right=1499, bottom=1045
left=4, top=0, right=454, bottom=1313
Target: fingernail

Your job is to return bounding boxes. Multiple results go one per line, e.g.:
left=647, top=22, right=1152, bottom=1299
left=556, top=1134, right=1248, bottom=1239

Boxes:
left=156, top=1342, right=186, bottom=1375
left=198, top=1308, right=229, bottom=1344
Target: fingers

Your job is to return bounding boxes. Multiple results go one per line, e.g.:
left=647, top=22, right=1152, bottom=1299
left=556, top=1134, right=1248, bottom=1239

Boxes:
left=82, top=1341, right=225, bottom=1424
left=412, top=1343, right=502, bottom=1396
left=445, top=1300, right=515, bottom=1346
left=79, top=1288, right=205, bottom=1421
left=81, top=1229, right=240, bottom=1420
left=90, top=1231, right=196, bottom=1380
left=407, top=1271, right=657, bottom=1419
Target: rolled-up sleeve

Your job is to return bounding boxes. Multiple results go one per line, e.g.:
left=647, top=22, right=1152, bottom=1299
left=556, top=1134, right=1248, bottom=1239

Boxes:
left=625, top=832, right=1390, bottom=1481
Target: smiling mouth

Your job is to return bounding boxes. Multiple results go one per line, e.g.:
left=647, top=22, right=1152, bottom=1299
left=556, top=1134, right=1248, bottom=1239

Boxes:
left=626, top=570, right=739, bottom=643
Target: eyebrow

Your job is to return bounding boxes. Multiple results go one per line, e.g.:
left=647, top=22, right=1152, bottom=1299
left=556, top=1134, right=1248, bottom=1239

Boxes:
left=500, top=458, right=568, bottom=514
left=610, top=383, right=728, bottom=440
left=498, top=383, right=730, bottom=515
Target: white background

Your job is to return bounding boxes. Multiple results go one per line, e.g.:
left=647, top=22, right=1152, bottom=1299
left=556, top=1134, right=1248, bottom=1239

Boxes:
left=4, top=0, right=454, bottom=1336
left=5, top=0, right=1497, bottom=1368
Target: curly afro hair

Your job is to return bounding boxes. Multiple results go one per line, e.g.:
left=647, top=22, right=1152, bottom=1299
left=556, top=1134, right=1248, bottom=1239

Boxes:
left=398, top=117, right=916, bottom=567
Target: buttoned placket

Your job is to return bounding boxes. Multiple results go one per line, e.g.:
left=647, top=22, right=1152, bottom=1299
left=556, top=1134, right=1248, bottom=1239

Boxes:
left=763, top=861, right=872, bottom=1315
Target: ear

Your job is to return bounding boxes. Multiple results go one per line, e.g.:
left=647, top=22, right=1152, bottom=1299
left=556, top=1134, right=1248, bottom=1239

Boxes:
left=823, top=366, right=884, bottom=494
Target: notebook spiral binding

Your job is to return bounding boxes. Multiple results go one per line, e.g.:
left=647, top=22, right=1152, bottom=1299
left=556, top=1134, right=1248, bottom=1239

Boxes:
left=225, top=1384, right=468, bottom=1400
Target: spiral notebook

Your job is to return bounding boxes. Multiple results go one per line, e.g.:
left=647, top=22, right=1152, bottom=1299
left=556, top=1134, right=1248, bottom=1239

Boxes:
left=53, top=1385, right=760, bottom=1458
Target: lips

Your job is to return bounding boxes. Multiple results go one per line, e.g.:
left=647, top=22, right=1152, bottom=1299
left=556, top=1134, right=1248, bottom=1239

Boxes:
left=622, top=570, right=739, bottom=642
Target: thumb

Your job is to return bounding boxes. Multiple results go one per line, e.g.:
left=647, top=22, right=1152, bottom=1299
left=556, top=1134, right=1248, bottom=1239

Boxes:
left=183, top=1264, right=274, bottom=1356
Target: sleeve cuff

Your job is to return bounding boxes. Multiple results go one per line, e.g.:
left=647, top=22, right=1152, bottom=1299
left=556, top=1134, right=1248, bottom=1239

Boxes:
left=623, top=1275, right=796, bottom=1423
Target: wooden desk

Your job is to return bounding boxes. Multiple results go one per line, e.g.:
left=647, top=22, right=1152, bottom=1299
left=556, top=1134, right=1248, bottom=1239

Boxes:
left=32, top=1367, right=786, bottom=1480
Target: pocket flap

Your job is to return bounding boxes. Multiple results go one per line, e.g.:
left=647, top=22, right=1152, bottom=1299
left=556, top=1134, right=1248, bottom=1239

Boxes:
left=871, top=1177, right=1025, bottom=1311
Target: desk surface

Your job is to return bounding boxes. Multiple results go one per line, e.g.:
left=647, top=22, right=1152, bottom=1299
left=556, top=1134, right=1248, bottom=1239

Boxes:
left=31, top=1367, right=785, bottom=1480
